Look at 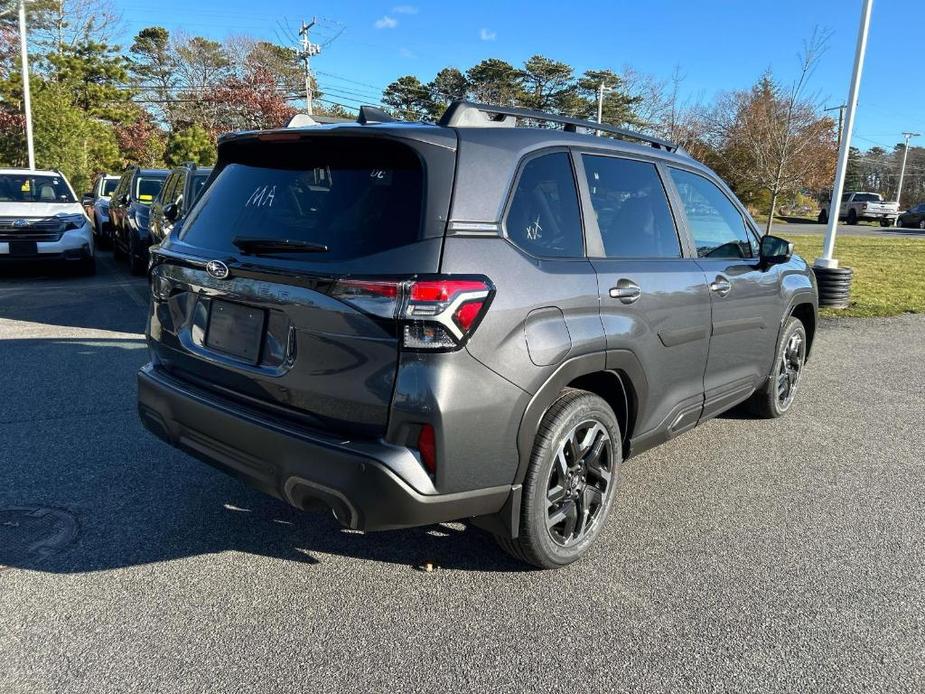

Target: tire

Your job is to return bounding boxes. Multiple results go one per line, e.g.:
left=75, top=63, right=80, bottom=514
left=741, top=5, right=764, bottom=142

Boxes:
left=880, top=219, right=892, bottom=227
left=94, top=218, right=110, bottom=249
left=745, top=317, right=807, bottom=418
left=496, top=389, right=622, bottom=569
left=847, top=209, right=858, bottom=225
left=112, top=230, right=125, bottom=260
left=128, top=232, right=145, bottom=275
left=817, top=209, right=828, bottom=224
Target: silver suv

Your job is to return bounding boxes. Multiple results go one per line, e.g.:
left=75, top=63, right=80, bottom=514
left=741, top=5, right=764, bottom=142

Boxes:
left=138, top=102, right=818, bottom=568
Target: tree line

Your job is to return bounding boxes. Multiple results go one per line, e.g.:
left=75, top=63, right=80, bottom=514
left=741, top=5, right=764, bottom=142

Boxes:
left=1, top=3, right=920, bottom=219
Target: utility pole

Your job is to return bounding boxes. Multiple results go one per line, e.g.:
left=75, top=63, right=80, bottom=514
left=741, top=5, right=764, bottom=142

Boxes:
left=894, top=131, right=920, bottom=220
left=297, top=18, right=321, bottom=116
left=817, top=0, right=873, bottom=270
left=824, top=103, right=847, bottom=151
left=17, top=0, right=35, bottom=170
left=596, top=82, right=613, bottom=136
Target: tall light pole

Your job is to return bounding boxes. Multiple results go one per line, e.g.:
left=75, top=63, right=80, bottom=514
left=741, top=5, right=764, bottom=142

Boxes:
left=816, top=0, right=873, bottom=270
left=16, top=0, right=35, bottom=169
left=894, top=131, right=919, bottom=223
left=596, top=82, right=613, bottom=136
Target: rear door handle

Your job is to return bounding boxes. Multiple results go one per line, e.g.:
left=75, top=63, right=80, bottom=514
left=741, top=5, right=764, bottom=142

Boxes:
left=710, top=276, right=732, bottom=297
left=609, top=279, right=641, bottom=304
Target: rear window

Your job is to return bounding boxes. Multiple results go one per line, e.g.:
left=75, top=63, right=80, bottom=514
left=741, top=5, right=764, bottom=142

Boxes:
left=853, top=193, right=881, bottom=203
left=179, top=139, right=424, bottom=261
left=136, top=176, right=165, bottom=203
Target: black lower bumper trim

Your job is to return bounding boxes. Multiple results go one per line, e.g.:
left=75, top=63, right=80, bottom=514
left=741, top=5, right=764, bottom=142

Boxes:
left=137, top=364, right=511, bottom=531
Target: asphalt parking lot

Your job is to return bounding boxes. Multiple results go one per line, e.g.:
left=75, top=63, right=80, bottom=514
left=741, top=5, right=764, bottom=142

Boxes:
left=1, top=254, right=923, bottom=693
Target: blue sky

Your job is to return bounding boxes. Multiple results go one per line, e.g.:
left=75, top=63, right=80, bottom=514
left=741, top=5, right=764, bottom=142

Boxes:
left=115, top=0, right=922, bottom=151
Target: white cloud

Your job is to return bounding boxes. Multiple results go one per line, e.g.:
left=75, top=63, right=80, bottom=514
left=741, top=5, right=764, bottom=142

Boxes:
left=392, top=4, right=418, bottom=13
left=375, top=15, right=398, bottom=29
left=479, top=28, right=497, bottom=41
left=399, top=47, right=417, bottom=58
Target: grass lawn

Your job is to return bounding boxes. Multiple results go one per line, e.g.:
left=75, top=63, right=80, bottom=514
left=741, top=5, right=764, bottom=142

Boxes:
left=788, top=234, right=925, bottom=317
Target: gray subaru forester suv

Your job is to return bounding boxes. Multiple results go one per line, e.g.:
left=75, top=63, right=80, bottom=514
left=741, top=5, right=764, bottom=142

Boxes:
left=138, top=102, right=818, bottom=568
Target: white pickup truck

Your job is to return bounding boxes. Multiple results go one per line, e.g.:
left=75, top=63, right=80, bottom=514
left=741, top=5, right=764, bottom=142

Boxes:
left=818, top=192, right=899, bottom=226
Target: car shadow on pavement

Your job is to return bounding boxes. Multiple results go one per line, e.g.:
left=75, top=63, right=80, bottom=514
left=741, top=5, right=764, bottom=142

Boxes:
left=0, top=337, right=529, bottom=576
left=0, top=256, right=148, bottom=335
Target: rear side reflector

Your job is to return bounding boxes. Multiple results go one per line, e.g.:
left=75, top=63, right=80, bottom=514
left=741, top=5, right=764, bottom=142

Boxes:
left=417, top=423, right=437, bottom=475
left=331, top=276, right=494, bottom=351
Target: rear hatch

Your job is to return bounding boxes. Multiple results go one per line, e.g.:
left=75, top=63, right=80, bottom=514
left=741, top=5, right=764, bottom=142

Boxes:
left=147, top=128, right=457, bottom=438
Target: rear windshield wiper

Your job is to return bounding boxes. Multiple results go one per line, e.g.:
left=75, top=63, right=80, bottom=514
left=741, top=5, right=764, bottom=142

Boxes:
left=232, top=236, right=329, bottom=255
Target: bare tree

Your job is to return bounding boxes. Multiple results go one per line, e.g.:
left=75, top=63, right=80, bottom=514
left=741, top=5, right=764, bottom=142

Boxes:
left=706, top=29, right=837, bottom=232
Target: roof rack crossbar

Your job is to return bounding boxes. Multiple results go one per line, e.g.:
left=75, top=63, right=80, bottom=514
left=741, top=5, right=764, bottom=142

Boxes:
left=439, top=101, right=680, bottom=153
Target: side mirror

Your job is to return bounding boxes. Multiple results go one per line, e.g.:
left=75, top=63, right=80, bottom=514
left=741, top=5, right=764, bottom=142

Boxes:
left=163, top=202, right=179, bottom=223
left=81, top=193, right=94, bottom=205
left=759, top=234, right=793, bottom=265
left=120, top=194, right=130, bottom=206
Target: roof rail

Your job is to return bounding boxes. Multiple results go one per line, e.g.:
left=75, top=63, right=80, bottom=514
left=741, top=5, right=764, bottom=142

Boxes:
left=439, top=101, right=681, bottom=153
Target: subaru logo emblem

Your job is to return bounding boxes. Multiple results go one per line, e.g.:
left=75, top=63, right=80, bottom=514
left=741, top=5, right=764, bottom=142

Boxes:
left=12, top=218, right=28, bottom=228
left=206, top=260, right=230, bottom=280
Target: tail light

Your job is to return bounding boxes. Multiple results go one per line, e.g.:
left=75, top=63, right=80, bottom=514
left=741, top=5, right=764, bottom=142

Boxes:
left=330, top=276, right=494, bottom=351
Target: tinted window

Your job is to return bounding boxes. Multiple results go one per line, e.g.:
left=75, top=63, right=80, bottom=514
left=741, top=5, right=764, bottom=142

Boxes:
left=0, top=174, right=75, bottom=203
left=853, top=193, right=880, bottom=202
left=840, top=193, right=850, bottom=203
left=669, top=168, right=754, bottom=259
left=136, top=176, right=165, bottom=203
left=158, top=174, right=178, bottom=205
left=102, top=178, right=119, bottom=196
left=180, top=139, right=424, bottom=261
left=505, top=152, right=583, bottom=258
left=582, top=155, right=680, bottom=258
left=190, top=174, right=209, bottom=205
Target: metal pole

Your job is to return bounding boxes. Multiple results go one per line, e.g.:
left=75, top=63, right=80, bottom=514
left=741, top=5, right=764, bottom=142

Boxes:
left=17, top=0, right=35, bottom=170
left=816, top=0, right=873, bottom=269
left=596, top=83, right=604, bottom=124
left=894, top=132, right=919, bottom=225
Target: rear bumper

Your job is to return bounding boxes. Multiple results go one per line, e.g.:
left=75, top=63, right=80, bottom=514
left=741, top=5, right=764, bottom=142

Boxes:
left=137, top=364, right=511, bottom=531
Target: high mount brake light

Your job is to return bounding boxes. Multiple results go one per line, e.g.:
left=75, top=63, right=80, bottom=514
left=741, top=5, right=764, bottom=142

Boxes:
left=330, top=276, right=493, bottom=351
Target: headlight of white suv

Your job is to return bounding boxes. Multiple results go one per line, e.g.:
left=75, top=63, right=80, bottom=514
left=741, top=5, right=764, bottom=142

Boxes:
left=56, top=213, right=89, bottom=231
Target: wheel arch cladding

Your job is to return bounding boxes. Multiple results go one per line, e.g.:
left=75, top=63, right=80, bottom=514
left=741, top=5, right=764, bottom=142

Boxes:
left=515, top=352, right=647, bottom=485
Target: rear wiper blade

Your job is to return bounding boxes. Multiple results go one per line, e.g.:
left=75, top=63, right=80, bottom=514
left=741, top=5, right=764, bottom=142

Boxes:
left=232, top=236, right=329, bottom=255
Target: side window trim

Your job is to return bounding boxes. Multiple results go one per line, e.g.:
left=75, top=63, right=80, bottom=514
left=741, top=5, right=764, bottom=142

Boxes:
left=501, top=146, right=587, bottom=260
left=664, top=164, right=758, bottom=260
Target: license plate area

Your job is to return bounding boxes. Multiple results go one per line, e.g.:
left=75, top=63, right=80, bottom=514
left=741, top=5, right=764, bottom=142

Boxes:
left=205, top=300, right=266, bottom=364
left=9, top=240, right=38, bottom=256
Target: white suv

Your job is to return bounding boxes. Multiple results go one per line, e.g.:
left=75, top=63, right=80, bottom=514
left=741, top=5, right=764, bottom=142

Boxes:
left=0, top=168, right=95, bottom=274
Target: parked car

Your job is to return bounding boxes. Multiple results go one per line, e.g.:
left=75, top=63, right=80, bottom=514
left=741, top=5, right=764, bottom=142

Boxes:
left=148, top=163, right=213, bottom=246
left=138, top=102, right=818, bottom=569
left=109, top=166, right=168, bottom=274
left=0, top=168, right=95, bottom=274
left=81, top=173, right=120, bottom=247
left=897, top=202, right=925, bottom=229
left=818, top=191, right=899, bottom=226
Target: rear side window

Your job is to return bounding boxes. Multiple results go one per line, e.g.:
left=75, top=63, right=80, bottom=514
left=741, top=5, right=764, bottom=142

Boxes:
left=505, top=152, right=583, bottom=258
left=180, top=139, right=424, bottom=261
left=582, top=155, right=680, bottom=258
left=668, top=168, right=755, bottom=259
